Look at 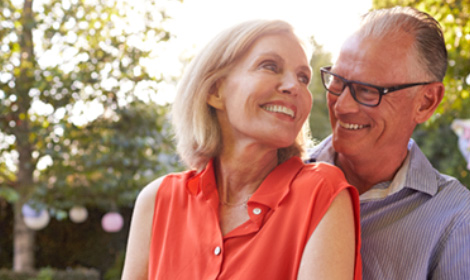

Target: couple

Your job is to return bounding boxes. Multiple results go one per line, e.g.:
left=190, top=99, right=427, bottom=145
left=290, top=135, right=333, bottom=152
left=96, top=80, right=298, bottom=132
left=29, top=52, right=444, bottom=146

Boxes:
left=122, top=6, right=470, bottom=280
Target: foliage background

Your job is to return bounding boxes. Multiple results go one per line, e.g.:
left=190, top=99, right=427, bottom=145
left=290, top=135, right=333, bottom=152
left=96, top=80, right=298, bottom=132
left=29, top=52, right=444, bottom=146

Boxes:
left=308, top=38, right=333, bottom=143
left=0, top=204, right=131, bottom=279
left=1, top=0, right=469, bottom=277
left=0, top=0, right=183, bottom=276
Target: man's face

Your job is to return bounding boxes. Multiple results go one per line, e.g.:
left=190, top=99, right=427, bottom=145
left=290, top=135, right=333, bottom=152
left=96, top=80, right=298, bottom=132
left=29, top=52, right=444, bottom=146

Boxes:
left=327, top=33, right=423, bottom=163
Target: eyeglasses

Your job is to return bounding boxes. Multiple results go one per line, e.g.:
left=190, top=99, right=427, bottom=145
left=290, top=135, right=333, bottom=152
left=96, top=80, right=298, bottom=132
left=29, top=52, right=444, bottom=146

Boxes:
left=320, top=66, right=435, bottom=107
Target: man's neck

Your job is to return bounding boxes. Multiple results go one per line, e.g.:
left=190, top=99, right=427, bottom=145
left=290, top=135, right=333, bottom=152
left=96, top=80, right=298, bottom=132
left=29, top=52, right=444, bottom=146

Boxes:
left=335, top=151, right=408, bottom=195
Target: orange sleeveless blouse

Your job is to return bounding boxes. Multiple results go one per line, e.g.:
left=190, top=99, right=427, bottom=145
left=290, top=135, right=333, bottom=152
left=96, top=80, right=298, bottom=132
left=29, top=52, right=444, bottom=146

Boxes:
left=148, top=157, right=361, bottom=279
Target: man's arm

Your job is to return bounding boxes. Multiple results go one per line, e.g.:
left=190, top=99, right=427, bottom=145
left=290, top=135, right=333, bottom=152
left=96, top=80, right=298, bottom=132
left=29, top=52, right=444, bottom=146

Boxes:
left=432, top=220, right=470, bottom=279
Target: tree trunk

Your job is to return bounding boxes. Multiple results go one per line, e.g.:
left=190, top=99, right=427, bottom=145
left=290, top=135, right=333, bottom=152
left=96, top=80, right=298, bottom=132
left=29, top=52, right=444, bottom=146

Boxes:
left=13, top=0, right=37, bottom=271
left=13, top=201, right=35, bottom=271
left=13, top=132, right=35, bottom=271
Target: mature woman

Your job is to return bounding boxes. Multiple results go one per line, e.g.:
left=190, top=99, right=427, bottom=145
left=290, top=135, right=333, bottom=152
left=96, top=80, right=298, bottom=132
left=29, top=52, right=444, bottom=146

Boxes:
left=122, top=19, right=361, bottom=279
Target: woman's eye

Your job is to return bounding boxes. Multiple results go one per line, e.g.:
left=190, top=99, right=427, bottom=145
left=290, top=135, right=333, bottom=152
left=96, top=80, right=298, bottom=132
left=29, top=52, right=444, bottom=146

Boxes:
left=298, top=74, right=310, bottom=85
left=260, top=61, right=278, bottom=72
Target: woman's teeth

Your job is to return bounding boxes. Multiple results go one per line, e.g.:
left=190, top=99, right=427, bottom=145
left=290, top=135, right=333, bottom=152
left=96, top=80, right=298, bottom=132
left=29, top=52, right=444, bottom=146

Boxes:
left=263, top=105, right=295, bottom=118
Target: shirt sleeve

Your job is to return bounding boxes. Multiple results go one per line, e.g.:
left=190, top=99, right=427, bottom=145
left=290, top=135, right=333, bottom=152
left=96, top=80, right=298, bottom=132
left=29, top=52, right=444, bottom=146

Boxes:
left=432, top=218, right=470, bottom=279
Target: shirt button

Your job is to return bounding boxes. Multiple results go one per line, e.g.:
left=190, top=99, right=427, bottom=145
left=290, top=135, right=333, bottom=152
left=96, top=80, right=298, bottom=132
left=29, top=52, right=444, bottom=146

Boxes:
left=214, top=246, right=221, bottom=256
left=253, top=208, right=262, bottom=215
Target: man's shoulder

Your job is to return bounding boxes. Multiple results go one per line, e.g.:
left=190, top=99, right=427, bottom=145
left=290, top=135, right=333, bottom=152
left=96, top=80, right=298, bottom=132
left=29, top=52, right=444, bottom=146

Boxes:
left=407, top=140, right=467, bottom=196
left=437, top=173, right=470, bottom=209
left=307, top=135, right=335, bottom=164
left=419, top=161, right=470, bottom=227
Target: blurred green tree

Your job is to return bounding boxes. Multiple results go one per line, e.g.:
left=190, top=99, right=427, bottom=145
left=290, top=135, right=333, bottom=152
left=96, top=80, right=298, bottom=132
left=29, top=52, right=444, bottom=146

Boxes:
left=0, top=0, right=182, bottom=271
left=372, top=0, right=470, bottom=187
left=308, top=38, right=332, bottom=143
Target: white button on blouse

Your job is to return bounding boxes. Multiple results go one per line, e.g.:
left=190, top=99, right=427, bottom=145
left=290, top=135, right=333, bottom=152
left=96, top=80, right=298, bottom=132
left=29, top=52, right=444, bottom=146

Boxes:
left=253, top=208, right=262, bottom=215
left=214, top=246, right=222, bottom=256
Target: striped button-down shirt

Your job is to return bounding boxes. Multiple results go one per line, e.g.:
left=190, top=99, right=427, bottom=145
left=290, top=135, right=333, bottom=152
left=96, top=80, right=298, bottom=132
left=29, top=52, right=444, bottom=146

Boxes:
left=308, top=136, right=470, bottom=279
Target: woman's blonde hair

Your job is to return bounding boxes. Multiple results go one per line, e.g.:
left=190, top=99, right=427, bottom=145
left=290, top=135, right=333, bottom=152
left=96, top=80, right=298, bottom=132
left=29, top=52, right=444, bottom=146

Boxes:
left=171, top=19, right=311, bottom=170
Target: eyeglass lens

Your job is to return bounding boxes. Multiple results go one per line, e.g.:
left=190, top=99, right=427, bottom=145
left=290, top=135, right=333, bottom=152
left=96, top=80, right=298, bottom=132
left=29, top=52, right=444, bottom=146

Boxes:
left=322, top=72, right=381, bottom=106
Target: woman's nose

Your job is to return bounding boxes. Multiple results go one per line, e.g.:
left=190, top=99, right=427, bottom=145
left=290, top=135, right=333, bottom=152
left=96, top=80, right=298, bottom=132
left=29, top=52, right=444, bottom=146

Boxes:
left=278, top=72, right=300, bottom=95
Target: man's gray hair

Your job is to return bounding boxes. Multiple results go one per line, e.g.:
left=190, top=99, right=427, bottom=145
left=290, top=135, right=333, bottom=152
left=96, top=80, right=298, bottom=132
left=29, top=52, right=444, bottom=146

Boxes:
left=359, top=6, right=447, bottom=81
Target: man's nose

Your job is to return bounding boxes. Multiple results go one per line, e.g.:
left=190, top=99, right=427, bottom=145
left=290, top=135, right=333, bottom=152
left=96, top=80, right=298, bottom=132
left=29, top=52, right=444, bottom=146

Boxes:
left=334, top=85, right=360, bottom=113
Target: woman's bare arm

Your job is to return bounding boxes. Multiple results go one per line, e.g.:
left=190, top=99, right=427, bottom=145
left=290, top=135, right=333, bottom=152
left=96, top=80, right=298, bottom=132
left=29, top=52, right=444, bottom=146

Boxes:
left=298, top=189, right=357, bottom=280
left=121, top=176, right=164, bottom=280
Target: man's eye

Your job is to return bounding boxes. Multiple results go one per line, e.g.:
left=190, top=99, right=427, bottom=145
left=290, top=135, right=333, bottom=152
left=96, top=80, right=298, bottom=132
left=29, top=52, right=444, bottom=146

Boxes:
left=331, top=76, right=342, bottom=85
left=356, top=85, right=375, bottom=94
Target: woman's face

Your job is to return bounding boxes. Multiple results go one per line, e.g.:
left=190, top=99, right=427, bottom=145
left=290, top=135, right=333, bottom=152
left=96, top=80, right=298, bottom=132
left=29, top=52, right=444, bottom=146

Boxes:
left=208, top=33, right=312, bottom=152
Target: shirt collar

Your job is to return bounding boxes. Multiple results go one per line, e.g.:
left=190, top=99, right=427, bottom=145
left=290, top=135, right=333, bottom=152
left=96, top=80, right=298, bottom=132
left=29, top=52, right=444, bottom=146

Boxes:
left=186, top=157, right=305, bottom=209
left=405, top=139, right=439, bottom=196
left=359, top=151, right=410, bottom=202
left=308, top=136, right=438, bottom=202
left=250, top=156, right=304, bottom=210
left=186, top=159, right=217, bottom=198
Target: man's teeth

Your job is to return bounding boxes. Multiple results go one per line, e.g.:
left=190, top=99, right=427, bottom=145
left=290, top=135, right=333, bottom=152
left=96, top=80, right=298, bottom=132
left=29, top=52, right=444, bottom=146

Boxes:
left=263, top=105, right=295, bottom=118
left=339, top=121, right=366, bottom=130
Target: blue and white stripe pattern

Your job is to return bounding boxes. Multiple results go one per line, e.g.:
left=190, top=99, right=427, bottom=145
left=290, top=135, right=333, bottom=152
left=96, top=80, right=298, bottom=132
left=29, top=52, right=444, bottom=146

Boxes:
left=308, top=136, right=470, bottom=279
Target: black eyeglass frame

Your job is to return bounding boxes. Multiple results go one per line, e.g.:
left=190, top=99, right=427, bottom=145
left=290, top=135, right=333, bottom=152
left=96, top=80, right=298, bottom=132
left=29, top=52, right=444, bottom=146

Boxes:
left=320, top=66, right=436, bottom=107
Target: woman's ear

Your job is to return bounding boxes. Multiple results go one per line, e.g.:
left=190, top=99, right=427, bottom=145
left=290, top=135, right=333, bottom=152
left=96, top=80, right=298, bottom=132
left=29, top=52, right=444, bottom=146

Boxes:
left=414, top=82, right=444, bottom=124
left=207, top=79, right=225, bottom=110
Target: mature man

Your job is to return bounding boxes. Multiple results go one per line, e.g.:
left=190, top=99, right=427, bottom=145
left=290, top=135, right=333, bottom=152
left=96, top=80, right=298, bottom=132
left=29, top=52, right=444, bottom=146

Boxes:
left=308, top=6, right=470, bottom=279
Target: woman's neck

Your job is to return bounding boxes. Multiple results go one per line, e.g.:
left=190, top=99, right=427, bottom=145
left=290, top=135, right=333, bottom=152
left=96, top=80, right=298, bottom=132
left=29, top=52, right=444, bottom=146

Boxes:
left=214, top=146, right=278, bottom=204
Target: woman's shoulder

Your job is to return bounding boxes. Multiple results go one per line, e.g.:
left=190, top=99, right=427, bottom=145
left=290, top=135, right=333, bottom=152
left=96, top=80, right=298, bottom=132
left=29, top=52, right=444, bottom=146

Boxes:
left=301, top=161, right=347, bottom=181
left=290, top=161, right=354, bottom=199
left=135, top=176, right=166, bottom=208
left=139, top=169, right=198, bottom=203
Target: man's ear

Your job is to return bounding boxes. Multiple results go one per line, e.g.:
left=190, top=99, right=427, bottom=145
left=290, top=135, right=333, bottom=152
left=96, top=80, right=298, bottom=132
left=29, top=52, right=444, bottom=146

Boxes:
left=414, top=82, right=444, bottom=124
left=207, top=79, right=225, bottom=110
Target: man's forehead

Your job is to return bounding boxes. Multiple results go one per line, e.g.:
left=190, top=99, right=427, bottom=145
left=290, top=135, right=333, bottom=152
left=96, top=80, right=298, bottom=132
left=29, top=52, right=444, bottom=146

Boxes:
left=334, top=33, right=416, bottom=82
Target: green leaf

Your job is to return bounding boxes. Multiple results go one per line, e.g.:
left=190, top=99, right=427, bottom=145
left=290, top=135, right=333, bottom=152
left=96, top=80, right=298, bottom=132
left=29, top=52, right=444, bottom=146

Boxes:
left=0, top=186, right=20, bottom=203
